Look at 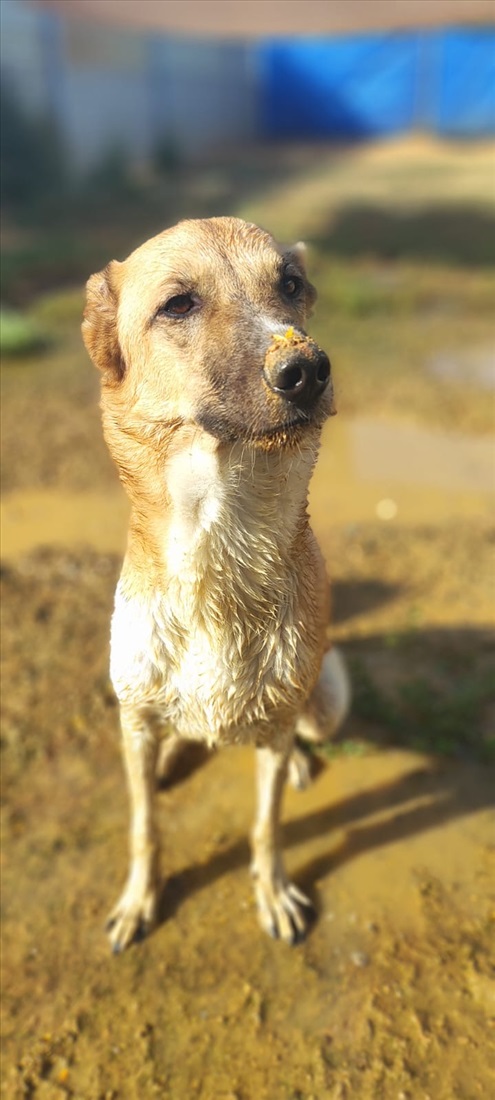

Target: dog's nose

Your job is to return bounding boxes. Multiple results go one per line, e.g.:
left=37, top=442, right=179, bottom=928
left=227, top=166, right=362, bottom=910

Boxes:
left=264, top=350, right=331, bottom=407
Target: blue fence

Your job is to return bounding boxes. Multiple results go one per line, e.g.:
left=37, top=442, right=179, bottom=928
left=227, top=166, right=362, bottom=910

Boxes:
left=260, top=28, right=495, bottom=139
left=1, top=0, right=494, bottom=174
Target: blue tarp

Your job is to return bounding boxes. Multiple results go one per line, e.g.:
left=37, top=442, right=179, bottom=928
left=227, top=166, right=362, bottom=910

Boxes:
left=259, top=28, right=495, bottom=139
left=433, top=29, right=495, bottom=135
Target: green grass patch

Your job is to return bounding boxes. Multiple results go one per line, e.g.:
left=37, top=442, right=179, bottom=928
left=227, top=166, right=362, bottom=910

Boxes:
left=0, top=307, right=48, bottom=358
left=31, top=288, right=86, bottom=332
left=314, top=204, right=495, bottom=269
left=1, top=236, right=96, bottom=306
left=321, top=737, right=369, bottom=761
left=310, top=255, right=495, bottom=319
left=351, top=657, right=495, bottom=762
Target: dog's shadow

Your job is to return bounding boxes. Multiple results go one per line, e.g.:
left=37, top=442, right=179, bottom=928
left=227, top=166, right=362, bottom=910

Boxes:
left=155, top=581, right=493, bottom=933
left=157, top=754, right=492, bottom=930
left=331, top=579, right=401, bottom=626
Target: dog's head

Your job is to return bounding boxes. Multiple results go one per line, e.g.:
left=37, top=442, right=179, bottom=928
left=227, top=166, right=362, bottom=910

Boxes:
left=82, top=217, right=334, bottom=454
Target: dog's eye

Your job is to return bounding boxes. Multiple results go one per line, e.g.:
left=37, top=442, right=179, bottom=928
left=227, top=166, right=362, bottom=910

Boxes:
left=159, top=293, right=196, bottom=317
left=281, top=274, right=303, bottom=298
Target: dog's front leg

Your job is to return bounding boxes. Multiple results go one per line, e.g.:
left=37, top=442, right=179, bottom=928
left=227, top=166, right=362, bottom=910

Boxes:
left=251, top=742, right=314, bottom=944
left=106, top=703, right=160, bottom=953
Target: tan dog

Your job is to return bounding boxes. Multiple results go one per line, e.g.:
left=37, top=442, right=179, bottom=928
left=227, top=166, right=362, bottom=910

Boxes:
left=82, top=217, right=349, bottom=953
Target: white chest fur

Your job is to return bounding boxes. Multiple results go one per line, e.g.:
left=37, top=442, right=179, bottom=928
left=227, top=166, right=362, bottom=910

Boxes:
left=110, top=438, right=320, bottom=745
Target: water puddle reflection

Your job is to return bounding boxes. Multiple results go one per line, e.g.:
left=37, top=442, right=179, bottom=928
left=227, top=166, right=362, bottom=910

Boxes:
left=1, top=417, right=493, bottom=559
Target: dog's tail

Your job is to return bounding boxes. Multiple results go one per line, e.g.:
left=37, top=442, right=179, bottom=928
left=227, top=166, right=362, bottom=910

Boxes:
left=296, top=645, right=351, bottom=745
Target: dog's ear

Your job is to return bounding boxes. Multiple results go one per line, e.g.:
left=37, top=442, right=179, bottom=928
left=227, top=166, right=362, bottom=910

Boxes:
left=291, top=241, right=309, bottom=268
left=82, top=262, right=125, bottom=382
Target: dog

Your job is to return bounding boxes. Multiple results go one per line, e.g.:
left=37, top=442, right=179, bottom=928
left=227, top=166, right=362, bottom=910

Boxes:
left=82, top=217, right=350, bottom=953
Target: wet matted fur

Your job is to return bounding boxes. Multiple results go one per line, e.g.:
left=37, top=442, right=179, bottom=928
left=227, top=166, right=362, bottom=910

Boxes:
left=82, top=217, right=349, bottom=952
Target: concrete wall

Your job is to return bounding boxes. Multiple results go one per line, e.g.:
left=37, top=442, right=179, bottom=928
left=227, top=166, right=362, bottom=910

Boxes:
left=1, top=0, right=492, bottom=178
left=0, top=0, right=258, bottom=171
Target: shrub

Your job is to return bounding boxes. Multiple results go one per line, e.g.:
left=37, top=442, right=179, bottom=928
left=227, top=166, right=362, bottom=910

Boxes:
left=0, top=308, right=48, bottom=357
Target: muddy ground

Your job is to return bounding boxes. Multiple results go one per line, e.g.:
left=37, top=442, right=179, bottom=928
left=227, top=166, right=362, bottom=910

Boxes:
left=2, top=530, right=494, bottom=1100
left=2, top=140, right=495, bottom=1099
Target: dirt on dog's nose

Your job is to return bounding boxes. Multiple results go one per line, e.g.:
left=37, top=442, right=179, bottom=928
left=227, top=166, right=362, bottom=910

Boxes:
left=267, top=350, right=330, bottom=406
left=263, top=328, right=331, bottom=409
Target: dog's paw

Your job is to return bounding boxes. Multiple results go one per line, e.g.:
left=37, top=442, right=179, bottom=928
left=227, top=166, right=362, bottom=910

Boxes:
left=288, top=746, right=313, bottom=791
left=105, top=885, right=158, bottom=954
left=254, top=878, right=315, bottom=945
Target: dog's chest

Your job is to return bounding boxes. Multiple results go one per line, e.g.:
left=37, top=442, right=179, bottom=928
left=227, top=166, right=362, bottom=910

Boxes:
left=110, top=444, right=317, bottom=743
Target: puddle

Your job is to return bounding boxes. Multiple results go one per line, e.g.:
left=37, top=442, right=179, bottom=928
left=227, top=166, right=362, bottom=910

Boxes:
left=347, top=417, right=494, bottom=493
left=427, top=345, right=495, bottom=390
left=310, top=418, right=494, bottom=539
left=1, top=488, right=129, bottom=558
left=1, top=417, right=493, bottom=561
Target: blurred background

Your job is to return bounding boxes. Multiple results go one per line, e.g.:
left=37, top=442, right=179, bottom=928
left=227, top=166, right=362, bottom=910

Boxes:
left=1, top=3, right=495, bottom=1098
left=1, top=0, right=494, bottom=300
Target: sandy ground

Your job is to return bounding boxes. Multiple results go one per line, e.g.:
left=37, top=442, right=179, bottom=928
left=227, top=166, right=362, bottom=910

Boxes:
left=1, top=530, right=494, bottom=1100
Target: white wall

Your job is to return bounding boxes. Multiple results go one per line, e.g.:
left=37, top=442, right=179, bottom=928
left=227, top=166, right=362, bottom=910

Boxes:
left=1, top=0, right=258, bottom=171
